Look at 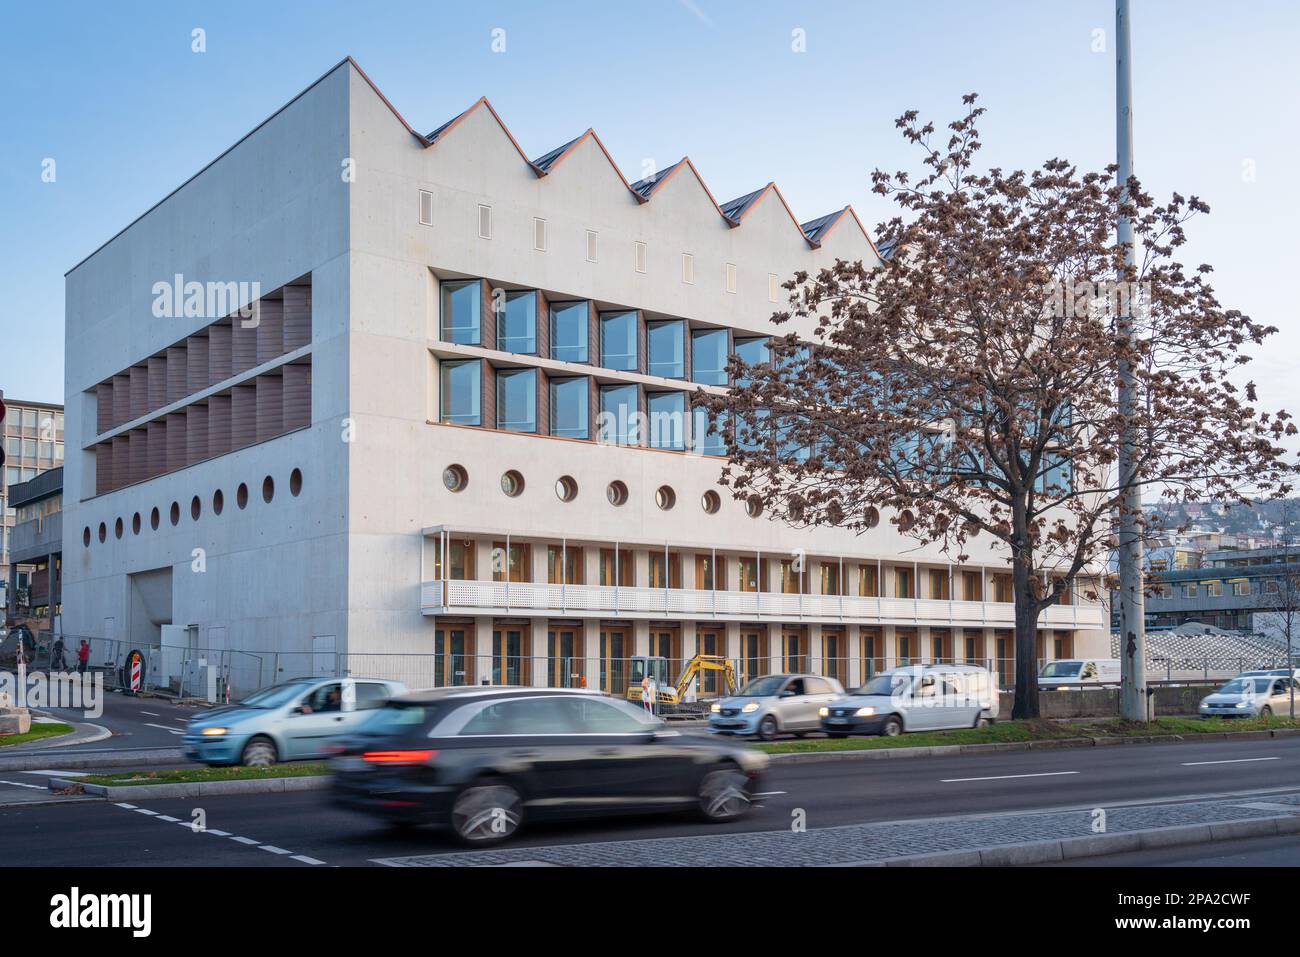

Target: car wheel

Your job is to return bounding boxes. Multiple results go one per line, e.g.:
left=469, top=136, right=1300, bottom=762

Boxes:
left=240, top=737, right=277, bottom=767
left=881, top=716, right=903, bottom=737
left=449, top=780, right=524, bottom=845
left=973, top=715, right=991, bottom=729
left=1261, top=705, right=1273, bottom=719
left=757, top=715, right=779, bottom=741
left=697, top=764, right=752, bottom=822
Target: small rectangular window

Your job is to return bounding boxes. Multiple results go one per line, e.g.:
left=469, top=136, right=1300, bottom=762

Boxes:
left=682, top=253, right=694, bottom=285
left=725, top=263, right=737, bottom=294
left=768, top=273, right=779, bottom=303
left=478, top=204, right=492, bottom=240
left=533, top=217, right=547, bottom=251
left=419, top=190, right=434, bottom=227
left=586, top=229, right=599, bottom=263
left=634, top=241, right=647, bottom=274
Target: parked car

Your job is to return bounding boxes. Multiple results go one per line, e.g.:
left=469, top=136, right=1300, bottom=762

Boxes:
left=1038, top=658, right=1121, bottom=690
left=1199, top=674, right=1300, bottom=719
left=819, top=664, right=999, bottom=737
left=707, top=674, right=844, bottom=740
left=331, top=686, right=767, bottom=844
left=183, top=676, right=408, bottom=766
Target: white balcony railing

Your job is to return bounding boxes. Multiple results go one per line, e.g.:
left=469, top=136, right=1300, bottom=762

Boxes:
left=419, top=579, right=1103, bottom=629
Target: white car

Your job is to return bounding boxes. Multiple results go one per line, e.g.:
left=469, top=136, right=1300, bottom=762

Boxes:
left=1199, top=674, right=1300, bottom=719
left=1038, top=658, right=1121, bottom=690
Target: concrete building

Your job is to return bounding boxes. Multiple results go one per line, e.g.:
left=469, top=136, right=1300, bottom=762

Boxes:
left=1, top=395, right=64, bottom=616
left=1141, top=545, right=1300, bottom=634
left=6, top=467, right=62, bottom=633
left=62, top=58, right=1108, bottom=695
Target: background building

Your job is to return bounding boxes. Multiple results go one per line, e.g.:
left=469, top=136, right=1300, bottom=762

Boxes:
left=1, top=395, right=64, bottom=617
left=62, top=59, right=1109, bottom=696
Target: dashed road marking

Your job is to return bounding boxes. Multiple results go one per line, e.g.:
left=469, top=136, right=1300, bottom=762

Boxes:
left=22, top=769, right=87, bottom=778
left=291, top=855, right=325, bottom=865
left=1183, top=757, right=1281, bottom=767
left=139, top=711, right=160, bottom=717
left=115, top=802, right=137, bottom=809
left=230, top=836, right=260, bottom=845
left=260, top=845, right=292, bottom=855
left=941, top=771, right=1080, bottom=783
left=156, top=815, right=180, bottom=822
left=0, top=780, right=46, bottom=790
left=143, top=723, right=184, bottom=736
left=134, top=808, right=159, bottom=816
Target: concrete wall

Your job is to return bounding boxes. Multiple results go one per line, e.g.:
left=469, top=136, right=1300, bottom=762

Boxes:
left=1004, top=684, right=1221, bottom=718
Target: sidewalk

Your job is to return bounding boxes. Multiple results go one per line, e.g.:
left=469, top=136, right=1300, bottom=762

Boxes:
left=374, top=790, right=1300, bottom=867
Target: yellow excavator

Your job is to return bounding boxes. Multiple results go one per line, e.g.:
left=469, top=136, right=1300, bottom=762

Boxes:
left=625, top=654, right=736, bottom=706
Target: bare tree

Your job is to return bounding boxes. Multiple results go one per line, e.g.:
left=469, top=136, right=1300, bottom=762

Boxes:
left=701, top=96, right=1297, bottom=719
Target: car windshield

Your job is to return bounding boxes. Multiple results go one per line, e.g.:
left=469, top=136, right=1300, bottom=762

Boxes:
left=239, top=681, right=313, bottom=709
left=739, top=676, right=787, bottom=697
left=854, top=674, right=911, bottom=696
left=1040, top=662, right=1082, bottom=678
left=361, top=702, right=431, bottom=734
left=1217, top=677, right=1271, bottom=696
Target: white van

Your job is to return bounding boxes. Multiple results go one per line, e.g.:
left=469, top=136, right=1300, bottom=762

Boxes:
left=819, top=664, right=999, bottom=737
left=1038, top=658, right=1121, bottom=690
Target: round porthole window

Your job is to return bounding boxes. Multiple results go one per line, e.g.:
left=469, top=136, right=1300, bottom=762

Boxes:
left=213, top=489, right=224, bottom=515
left=864, top=506, right=880, bottom=529
left=290, top=468, right=303, bottom=497
left=98, top=522, right=106, bottom=543
left=114, top=517, right=123, bottom=539
left=655, top=485, right=676, bottom=511
left=262, top=476, right=275, bottom=503
left=500, top=470, right=524, bottom=497
left=237, top=483, right=249, bottom=509
left=898, top=509, right=916, bottom=532
left=555, top=475, right=578, bottom=502
left=150, top=507, right=160, bottom=530
left=170, top=502, right=180, bottom=526
left=701, top=490, right=721, bottom=514
left=132, top=512, right=141, bottom=535
left=191, top=496, right=202, bottom=521
left=83, top=526, right=91, bottom=548
left=606, top=481, right=629, bottom=507
left=745, top=496, right=764, bottom=519
left=443, top=465, right=468, bottom=492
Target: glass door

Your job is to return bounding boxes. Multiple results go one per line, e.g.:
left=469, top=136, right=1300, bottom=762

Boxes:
left=435, top=627, right=469, bottom=686
left=600, top=629, right=628, bottom=694
left=492, top=626, right=529, bottom=686
left=782, top=629, right=805, bottom=673
left=548, top=627, right=583, bottom=687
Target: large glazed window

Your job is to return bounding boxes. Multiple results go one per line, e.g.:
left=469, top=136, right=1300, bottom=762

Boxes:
left=646, top=391, right=685, bottom=451
left=647, top=319, right=685, bottom=379
left=440, top=359, right=482, bottom=426
left=496, top=368, right=537, bottom=433
left=692, top=405, right=726, bottom=456
left=733, top=336, right=770, bottom=388
left=549, top=376, right=590, bottom=440
left=692, top=328, right=728, bottom=385
left=496, top=290, right=537, bottom=354
left=441, top=280, right=481, bottom=345
left=599, top=311, right=638, bottom=371
left=549, top=302, right=589, bottom=363
left=598, top=384, right=639, bottom=446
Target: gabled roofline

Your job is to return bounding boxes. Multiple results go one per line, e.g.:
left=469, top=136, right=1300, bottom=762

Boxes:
left=530, top=128, right=643, bottom=202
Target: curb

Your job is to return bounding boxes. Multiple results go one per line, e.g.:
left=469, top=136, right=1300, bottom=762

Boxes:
left=47, top=774, right=332, bottom=801
left=28, top=721, right=113, bottom=750
left=768, top=726, right=1300, bottom=765
left=832, top=811, right=1300, bottom=867
left=0, top=747, right=185, bottom=772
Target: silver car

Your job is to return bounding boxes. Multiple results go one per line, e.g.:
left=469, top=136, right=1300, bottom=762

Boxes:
left=1199, top=674, right=1300, bottom=719
left=708, top=674, right=844, bottom=740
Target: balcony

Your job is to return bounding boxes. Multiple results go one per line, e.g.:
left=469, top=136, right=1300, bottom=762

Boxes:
left=10, top=511, right=62, bottom=564
left=419, top=579, right=1104, bottom=630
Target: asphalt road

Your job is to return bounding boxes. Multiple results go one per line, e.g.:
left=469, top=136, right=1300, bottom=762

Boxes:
left=40, top=689, right=202, bottom=750
left=6, top=735, right=1300, bottom=866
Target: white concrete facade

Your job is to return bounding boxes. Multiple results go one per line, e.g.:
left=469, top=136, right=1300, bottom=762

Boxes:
left=62, top=59, right=1108, bottom=695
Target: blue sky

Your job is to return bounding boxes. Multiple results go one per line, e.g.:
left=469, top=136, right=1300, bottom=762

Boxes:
left=2, top=0, right=1297, bottom=417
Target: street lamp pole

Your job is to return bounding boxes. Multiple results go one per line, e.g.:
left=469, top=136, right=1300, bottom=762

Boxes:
left=1116, top=0, right=1148, bottom=720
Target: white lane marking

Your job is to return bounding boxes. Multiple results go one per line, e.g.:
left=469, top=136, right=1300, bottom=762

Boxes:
left=22, top=769, right=88, bottom=778
left=203, top=828, right=231, bottom=837
left=941, top=771, right=1081, bottom=783
left=291, top=855, right=325, bottom=865
left=1183, top=757, right=1281, bottom=766
left=754, top=791, right=787, bottom=797
left=115, top=802, right=137, bottom=809
left=143, top=723, right=184, bottom=736
left=108, top=801, right=326, bottom=865
left=139, top=711, right=160, bottom=717
left=0, top=780, right=46, bottom=790
left=260, top=845, right=292, bottom=854
left=229, top=836, right=260, bottom=845
left=134, top=808, right=159, bottom=816
left=156, top=815, right=180, bottom=822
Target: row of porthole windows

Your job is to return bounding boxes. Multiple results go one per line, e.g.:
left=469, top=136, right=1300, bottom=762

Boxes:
left=83, top=469, right=303, bottom=546
left=442, top=463, right=760, bottom=517
left=440, top=463, right=910, bottom=530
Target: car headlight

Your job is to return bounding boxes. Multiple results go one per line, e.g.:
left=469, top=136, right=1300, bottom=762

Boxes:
left=1235, top=702, right=1248, bottom=709
left=818, top=707, right=829, bottom=717
left=855, top=707, right=875, bottom=717
left=201, top=727, right=228, bottom=736
left=741, top=702, right=759, bottom=713
left=710, top=703, right=721, bottom=713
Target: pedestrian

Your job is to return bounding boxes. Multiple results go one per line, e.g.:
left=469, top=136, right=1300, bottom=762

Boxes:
left=77, top=639, right=90, bottom=675
left=641, top=672, right=657, bottom=715
left=51, top=636, right=66, bottom=671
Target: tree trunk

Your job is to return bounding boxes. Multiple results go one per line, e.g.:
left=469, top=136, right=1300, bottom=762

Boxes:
left=1010, top=546, right=1041, bottom=720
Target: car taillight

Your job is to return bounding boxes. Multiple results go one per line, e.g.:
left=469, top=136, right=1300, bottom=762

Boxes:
left=362, top=749, right=438, bottom=765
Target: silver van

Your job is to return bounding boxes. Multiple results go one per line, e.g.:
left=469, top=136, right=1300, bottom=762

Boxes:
left=708, top=673, right=844, bottom=740
left=819, top=664, right=999, bottom=737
